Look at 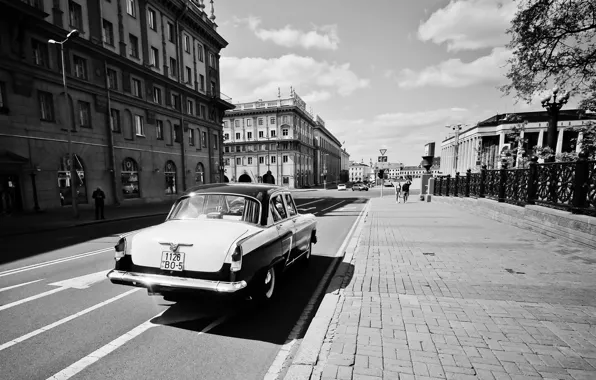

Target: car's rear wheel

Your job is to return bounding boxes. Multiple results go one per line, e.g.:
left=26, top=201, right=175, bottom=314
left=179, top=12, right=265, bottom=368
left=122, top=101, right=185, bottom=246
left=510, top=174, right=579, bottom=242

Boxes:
left=301, top=239, right=313, bottom=267
left=252, top=266, right=277, bottom=304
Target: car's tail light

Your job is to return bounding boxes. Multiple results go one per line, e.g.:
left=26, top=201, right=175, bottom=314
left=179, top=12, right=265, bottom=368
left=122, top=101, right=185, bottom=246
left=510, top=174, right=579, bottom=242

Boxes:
left=230, top=246, right=242, bottom=272
left=114, top=237, right=128, bottom=261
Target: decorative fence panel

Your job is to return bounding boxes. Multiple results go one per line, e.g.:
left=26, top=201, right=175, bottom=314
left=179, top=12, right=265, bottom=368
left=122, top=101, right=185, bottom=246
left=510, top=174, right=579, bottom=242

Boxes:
left=433, top=158, right=596, bottom=217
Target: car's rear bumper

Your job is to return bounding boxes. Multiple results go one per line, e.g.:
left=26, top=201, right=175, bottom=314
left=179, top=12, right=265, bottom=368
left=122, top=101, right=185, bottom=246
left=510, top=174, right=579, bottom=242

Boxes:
left=106, top=270, right=247, bottom=293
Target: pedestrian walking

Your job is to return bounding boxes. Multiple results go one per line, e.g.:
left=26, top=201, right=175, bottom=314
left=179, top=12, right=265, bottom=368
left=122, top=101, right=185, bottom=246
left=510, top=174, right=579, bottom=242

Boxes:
left=402, top=180, right=411, bottom=203
left=92, top=186, right=106, bottom=220
left=394, top=181, right=402, bottom=203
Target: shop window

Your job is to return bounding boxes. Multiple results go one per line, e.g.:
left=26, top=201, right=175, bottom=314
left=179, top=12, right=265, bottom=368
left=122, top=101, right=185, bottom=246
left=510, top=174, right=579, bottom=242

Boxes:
left=121, top=158, right=140, bottom=198
left=165, top=160, right=177, bottom=194
left=195, top=162, right=205, bottom=184
left=58, top=154, right=88, bottom=206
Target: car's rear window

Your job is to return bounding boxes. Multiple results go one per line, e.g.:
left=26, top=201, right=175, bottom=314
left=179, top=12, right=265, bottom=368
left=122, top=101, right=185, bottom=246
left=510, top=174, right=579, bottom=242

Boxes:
left=168, top=193, right=260, bottom=224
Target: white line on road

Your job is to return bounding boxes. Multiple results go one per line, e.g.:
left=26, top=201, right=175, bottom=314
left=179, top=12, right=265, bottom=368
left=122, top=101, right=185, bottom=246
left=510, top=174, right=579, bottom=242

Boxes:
left=0, top=287, right=66, bottom=312
left=0, top=279, right=43, bottom=293
left=0, top=248, right=112, bottom=278
left=46, top=308, right=232, bottom=380
left=295, top=199, right=325, bottom=207
left=0, top=288, right=139, bottom=352
left=314, top=201, right=345, bottom=215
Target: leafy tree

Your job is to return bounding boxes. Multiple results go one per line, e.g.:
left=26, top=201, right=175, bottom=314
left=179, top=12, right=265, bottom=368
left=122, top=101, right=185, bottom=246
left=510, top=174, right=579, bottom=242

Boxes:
left=501, top=0, right=596, bottom=111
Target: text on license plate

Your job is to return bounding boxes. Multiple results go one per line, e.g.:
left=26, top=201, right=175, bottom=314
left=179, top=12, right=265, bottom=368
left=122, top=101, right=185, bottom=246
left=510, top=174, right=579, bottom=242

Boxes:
left=160, top=251, right=185, bottom=271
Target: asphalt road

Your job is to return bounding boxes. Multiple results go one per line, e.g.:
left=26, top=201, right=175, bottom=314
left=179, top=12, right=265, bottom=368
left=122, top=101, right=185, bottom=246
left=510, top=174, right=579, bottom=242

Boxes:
left=0, top=189, right=382, bottom=380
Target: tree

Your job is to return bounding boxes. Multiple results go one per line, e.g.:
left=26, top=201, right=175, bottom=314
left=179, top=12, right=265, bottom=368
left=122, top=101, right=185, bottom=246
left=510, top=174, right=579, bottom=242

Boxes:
left=501, top=0, right=596, bottom=111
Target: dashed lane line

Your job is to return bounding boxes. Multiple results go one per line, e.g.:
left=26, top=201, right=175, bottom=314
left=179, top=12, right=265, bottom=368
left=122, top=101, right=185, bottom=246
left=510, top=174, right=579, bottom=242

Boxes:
left=0, top=279, right=44, bottom=293
left=314, top=201, right=345, bottom=215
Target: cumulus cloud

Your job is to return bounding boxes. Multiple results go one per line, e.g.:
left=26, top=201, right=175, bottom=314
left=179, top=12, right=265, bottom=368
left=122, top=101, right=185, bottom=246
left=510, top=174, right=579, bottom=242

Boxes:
left=220, top=54, right=369, bottom=103
left=234, top=16, right=340, bottom=50
left=418, top=0, right=517, bottom=51
left=395, top=47, right=513, bottom=88
left=302, top=90, right=332, bottom=103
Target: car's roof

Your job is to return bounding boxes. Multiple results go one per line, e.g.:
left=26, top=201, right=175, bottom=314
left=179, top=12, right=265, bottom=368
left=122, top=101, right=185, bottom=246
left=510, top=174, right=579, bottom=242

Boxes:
left=181, top=183, right=287, bottom=202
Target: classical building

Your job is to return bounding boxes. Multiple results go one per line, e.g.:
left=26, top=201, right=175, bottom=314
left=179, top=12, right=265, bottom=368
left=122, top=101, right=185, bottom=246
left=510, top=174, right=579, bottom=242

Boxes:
left=340, top=147, right=350, bottom=182
left=0, top=0, right=233, bottom=213
left=349, top=162, right=370, bottom=182
left=440, top=110, right=596, bottom=176
left=222, top=91, right=344, bottom=188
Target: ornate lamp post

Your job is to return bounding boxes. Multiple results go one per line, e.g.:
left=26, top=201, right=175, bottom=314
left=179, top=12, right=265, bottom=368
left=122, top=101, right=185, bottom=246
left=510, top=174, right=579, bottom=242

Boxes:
left=49, top=29, right=79, bottom=218
left=445, top=124, right=462, bottom=175
left=541, top=86, right=570, bottom=162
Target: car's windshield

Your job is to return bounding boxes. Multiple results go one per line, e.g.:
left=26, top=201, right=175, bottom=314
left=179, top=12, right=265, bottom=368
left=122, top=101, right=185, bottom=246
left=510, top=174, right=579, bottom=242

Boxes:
left=168, top=193, right=261, bottom=224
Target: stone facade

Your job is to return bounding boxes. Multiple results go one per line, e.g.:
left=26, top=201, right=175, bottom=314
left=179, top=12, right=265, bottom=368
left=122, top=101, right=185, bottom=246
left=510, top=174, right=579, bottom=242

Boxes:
left=0, top=0, right=233, bottom=213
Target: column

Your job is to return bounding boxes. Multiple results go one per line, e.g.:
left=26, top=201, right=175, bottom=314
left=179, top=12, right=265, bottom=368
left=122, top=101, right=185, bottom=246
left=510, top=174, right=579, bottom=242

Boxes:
left=498, top=132, right=505, bottom=154
left=576, top=132, right=584, bottom=153
left=556, top=128, right=565, bottom=154
left=537, top=129, right=544, bottom=147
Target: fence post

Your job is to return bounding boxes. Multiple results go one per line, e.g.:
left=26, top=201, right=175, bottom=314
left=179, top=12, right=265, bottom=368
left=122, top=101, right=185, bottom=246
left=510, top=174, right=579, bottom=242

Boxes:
left=526, top=156, right=538, bottom=205
left=465, top=169, right=471, bottom=197
left=479, top=165, right=487, bottom=198
left=498, top=162, right=507, bottom=203
left=445, top=175, right=450, bottom=196
left=571, top=151, right=589, bottom=213
left=454, top=172, right=459, bottom=197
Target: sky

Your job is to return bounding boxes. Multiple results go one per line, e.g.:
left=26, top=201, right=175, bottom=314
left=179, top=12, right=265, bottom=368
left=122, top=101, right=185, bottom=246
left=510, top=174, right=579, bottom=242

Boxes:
left=213, top=0, right=581, bottom=166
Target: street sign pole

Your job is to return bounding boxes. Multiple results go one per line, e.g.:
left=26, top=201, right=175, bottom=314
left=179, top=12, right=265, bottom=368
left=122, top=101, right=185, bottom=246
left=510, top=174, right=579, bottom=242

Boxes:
left=379, top=149, right=387, bottom=198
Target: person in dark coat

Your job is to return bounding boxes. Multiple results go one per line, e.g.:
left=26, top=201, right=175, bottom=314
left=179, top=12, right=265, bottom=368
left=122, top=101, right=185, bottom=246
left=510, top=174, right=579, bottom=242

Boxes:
left=92, top=186, right=106, bottom=220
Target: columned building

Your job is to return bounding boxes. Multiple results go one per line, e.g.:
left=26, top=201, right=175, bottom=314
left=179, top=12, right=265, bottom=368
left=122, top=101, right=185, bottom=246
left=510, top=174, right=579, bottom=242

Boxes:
left=313, top=117, right=342, bottom=186
left=0, top=0, right=233, bottom=213
left=223, top=91, right=340, bottom=188
left=440, top=110, right=596, bottom=176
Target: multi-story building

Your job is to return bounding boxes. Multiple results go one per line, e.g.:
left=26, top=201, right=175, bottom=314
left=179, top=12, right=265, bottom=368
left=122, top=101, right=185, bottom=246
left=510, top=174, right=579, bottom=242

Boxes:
left=0, top=0, right=233, bottom=213
left=349, top=162, right=370, bottom=182
left=339, top=147, right=350, bottom=182
left=313, top=117, right=342, bottom=186
left=222, top=91, right=344, bottom=188
left=440, top=110, right=596, bottom=175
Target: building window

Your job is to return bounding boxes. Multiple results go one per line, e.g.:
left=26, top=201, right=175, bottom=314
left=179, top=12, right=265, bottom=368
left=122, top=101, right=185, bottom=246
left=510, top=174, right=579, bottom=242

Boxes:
left=258, top=131, right=264, bottom=138
left=210, top=81, right=216, bottom=96
left=73, top=56, right=87, bottom=79
left=199, top=74, right=205, bottom=91
left=188, top=128, right=195, bottom=146
left=32, top=39, right=49, bottom=67
left=134, top=114, right=144, bottom=136
left=107, top=69, right=118, bottom=90
left=258, top=118, right=264, bottom=126
left=283, top=177, right=289, bottom=184
left=102, top=20, right=114, bottom=45
left=271, top=156, right=276, bottom=164
left=187, top=99, right=193, bottom=115
left=126, top=0, right=135, bottom=16
left=150, top=47, right=159, bottom=67
left=234, top=120, right=240, bottom=128
left=0, top=82, right=6, bottom=109
left=235, top=132, right=240, bottom=140
left=235, top=157, right=241, bottom=165
left=38, top=91, right=54, bottom=121
left=69, top=1, right=83, bottom=30
left=184, top=35, right=190, bottom=53
left=197, top=44, right=204, bottom=61
left=271, top=130, right=276, bottom=137
left=270, top=117, right=275, bottom=124
left=78, top=101, right=91, bottom=128
left=167, top=22, right=175, bottom=43
left=248, top=157, right=253, bottom=165
left=247, top=132, right=252, bottom=139
left=185, top=66, right=192, bottom=83
left=235, top=146, right=241, bottom=153
left=258, top=157, right=264, bottom=164
left=169, top=57, right=177, bottom=77
left=224, top=158, right=230, bottom=165
left=283, top=129, right=288, bottom=136
left=121, top=158, right=140, bottom=199
left=132, top=78, right=142, bottom=98
left=283, top=155, right=288, bottom=163
left=246, top=119, right=252, bottom=127
left=153, top=86, right=161, bottom=104
left=224, top=133, right=229, bottom=140
left=195, top=162, right=205, bottom=184
left=174, top=124, right=181, bottom=142
left=213, top=134, right=218, bottom=149
left=156, top=120, right=163, bottom=140
left=147, top=8, right=156, bottom=30
left=110, top=109, right=120, bottom=132
left=129, top=34, right=139, bottom=58
left=200, top=105, right=206, bottom=119
left=209, top=53, right=216, bottom=68
left=171, top=93, right=180, bottom=110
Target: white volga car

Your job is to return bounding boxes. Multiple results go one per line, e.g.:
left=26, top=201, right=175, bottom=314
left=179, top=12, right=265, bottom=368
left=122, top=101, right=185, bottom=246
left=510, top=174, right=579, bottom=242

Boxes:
left=107, top=184, right=318, bottom=303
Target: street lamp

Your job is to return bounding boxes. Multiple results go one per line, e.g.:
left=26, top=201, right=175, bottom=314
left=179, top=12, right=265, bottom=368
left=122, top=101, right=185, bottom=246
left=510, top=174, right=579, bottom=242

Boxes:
left=445, top=124, right=462, bottom=175
left=541, top=86, right=570, bottom=162
left=323, top=153, right=329, bottom=190
left=49, top=29, right=79, bottom=218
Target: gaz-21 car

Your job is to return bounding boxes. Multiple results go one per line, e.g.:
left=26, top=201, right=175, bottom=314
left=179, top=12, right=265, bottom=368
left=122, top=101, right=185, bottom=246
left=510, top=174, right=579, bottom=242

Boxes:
left=107, top=183, right=317, bottom=303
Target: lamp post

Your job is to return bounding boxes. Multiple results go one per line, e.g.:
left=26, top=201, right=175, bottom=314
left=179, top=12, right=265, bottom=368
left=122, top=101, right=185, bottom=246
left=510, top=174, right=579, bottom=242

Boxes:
left=445, top=124, right=462, bottom=175
left=541, top=86, right=570, bottom=162
left=323, top=153, right=329, bottom=190
left=49, top=29, right=79, bottom=218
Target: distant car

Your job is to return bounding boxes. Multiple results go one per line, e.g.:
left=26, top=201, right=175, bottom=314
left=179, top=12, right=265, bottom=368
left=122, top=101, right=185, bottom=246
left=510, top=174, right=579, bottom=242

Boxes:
left=352, top=183, right=368, bottom=191
left=107, top=183, right=318, bottom=303
left=337, top=184, right=347, bottom=191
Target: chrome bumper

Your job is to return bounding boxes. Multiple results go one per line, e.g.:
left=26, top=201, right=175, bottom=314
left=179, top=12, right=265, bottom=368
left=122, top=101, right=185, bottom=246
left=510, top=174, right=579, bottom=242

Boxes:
left=106, top=270, right=247, bottom=293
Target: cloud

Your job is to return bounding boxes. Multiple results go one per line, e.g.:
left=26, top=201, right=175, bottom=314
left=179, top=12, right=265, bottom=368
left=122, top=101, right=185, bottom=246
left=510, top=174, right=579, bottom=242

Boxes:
left=220, top=54, right=370, bottom=103
left=302, top=90, right=332, bottom=103
left=395, top=47, right=513, bottom=88
left=418, top=0, right=517, bottom=51
left=235, top=16, right=340, bottom=50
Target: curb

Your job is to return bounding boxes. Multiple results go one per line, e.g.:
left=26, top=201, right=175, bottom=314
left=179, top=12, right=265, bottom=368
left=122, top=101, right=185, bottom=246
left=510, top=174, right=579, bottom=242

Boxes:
left=282, top=200, right=371, bottom=380
left=0, top=212, right=169, bottom=238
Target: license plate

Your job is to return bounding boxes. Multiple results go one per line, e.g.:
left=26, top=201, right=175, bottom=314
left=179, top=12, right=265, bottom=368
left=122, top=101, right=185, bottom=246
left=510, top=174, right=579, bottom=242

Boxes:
left=160, top=251, right=185, bottom=271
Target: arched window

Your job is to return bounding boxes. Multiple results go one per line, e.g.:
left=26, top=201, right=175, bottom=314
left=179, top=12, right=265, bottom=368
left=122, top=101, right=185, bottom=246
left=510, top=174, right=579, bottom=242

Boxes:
left=165, top=160, right=177, bottom=194
left=195, top=162, right=205, bottom=185
left=121, top=158, right=140, bottom=198
left=58, top=154, right=88, bottom=205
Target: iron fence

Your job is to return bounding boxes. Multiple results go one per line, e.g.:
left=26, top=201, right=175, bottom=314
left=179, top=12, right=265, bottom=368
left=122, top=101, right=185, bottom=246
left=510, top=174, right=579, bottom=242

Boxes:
left=432, top=156, right=596, bottom=217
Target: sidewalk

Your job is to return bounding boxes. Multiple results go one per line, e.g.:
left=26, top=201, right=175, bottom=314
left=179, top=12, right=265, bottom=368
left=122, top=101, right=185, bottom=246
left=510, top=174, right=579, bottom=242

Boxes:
left=0, top=201, right=174, bottom=237
left=286, top=197, right=596, bottom=380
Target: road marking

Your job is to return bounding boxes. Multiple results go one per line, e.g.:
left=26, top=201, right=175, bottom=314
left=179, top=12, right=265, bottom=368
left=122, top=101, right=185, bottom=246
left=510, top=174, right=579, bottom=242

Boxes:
left=314, top=201, right=345, bottom=215
left=0, top=279, right=43, bottom=293
left=295, top=199, right=325, bottom=207
left=0, top=288, right=139, bottom=352
left=297, top=206, right=316, bottom=212
left=0, top=270, right=110, bottom=312
left=264, top=199, right=370, bottom=380
left=46, top=309, right=231, bottom=379
left=0, top=248, right=112, bottom=278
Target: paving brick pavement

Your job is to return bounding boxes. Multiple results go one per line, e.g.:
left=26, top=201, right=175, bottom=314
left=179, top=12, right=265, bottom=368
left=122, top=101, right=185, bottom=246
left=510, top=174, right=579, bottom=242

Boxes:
left=297, top=196, right=596, bottom=380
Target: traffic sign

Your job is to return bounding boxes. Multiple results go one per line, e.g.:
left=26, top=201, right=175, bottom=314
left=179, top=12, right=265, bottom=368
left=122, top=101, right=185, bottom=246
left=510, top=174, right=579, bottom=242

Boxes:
left=379, top=149, right=387, bottom=156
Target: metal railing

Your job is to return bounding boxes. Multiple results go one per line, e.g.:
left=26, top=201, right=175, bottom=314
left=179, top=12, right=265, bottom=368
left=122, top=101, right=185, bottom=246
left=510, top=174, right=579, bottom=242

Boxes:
left=433, top=156, right=596, bottom=216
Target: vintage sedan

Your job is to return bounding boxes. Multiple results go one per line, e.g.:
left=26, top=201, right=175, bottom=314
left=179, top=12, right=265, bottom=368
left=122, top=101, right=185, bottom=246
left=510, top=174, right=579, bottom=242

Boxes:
left=107, top=184, right=317, bottom=303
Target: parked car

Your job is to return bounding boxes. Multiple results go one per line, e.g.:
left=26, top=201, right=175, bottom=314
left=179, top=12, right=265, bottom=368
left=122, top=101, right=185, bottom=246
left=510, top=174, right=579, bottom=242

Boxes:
left=352, top=183, right=368, bottom=191
left=337, top=184, right=347, bottom=191
left=107, top=183, right=318, bottom=303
